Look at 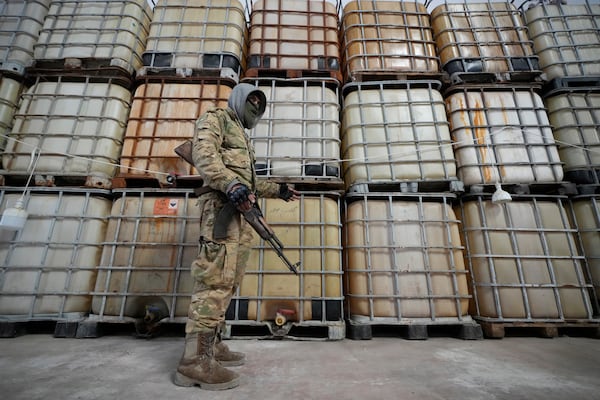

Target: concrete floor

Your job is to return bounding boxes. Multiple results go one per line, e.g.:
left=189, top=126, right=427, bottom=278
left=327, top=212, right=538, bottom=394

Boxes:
left=1, top=331, right=599, bottom=400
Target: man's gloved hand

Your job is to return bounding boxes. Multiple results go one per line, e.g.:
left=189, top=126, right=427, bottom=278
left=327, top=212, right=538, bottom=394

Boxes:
left=227, top=183, right=253, bottom=211
left=278, top=183, right=300, bottom=202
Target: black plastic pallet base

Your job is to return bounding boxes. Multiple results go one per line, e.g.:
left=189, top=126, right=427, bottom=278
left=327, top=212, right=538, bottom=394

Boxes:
left=543, top=76, right=600, bottom=97
left=448, top=70, right=544, bottom=85
left=255, top=163, right=340, bottom=179
left=466, top=181, right=578, bottom=196
left=0, top=322, right=20, bottom=338
left=443, top=57, right=543, bottom=85
left=220, top=319, right=345, bottom=341
left=75, top=320, right=104, bottom=338
left=225, top=323, right=342, bottom=340
left=346, top=321, right=483, bottom=341
left=575, top=184, right=600, bottom=195
left=565, top=169, right=600, bottom=186
left=347, top=180, right=464, bottom=195
left=0, top=320, right=82, bottom=338
left=54, top=321, right=80, bottom=338
left=141, top=52, right=241, bottom=72
left=135, top=66, right=240, bottom=83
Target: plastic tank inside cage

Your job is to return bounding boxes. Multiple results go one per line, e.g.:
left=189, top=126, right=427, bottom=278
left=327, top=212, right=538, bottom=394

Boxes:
left=0, top=187, right=112, bottom=319
left=344, top=193, right=469, bottom=321
left=430, top=2, right=539, bottom=79
left=0, top=0, right=50, bottom=75
left=569, top=195, right=600, bottom=314
left=2, top=77, right=132, bottom=186
left=446, top=86, right=563, bottom=186
left=233, top=193, right=344, bottom=326
left=120, top=80, right=232, bottom=184
left=249, top=78, right=341, bottom=181
left=458, top=195, right=594, bottom=321
left=91, top=189, right=198, bottom=320
left=34, top=0, right=153, bottom=74
left=0, top=75, right=24, bottom=162
left=341, top=0, right=439, bottom=81
left=523, top=2, right=600, bottom=80
left=247, top=0, right=341, bottom=79
left=341, top=81, right=456, bottom=189
left=545, top=89, right=600, bottom=185
left=142, top=0, right=246, bottom=81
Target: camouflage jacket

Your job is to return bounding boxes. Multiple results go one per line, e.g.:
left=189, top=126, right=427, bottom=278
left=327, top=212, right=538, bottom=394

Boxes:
left=191, top=107, right=279, bottom=198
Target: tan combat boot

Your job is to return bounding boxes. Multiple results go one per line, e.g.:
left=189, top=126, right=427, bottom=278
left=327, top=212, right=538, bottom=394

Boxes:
left=173, top=331, right=240, bottom=390
left=214, top=331, right=246, bottom=367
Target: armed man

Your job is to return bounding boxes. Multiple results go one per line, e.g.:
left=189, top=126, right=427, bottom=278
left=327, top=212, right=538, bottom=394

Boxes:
left=174, top=83, right=300, bottom=390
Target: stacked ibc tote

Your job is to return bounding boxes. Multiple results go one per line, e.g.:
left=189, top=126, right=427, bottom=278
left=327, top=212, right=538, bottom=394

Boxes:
left=230, top=0, right=346, bottom=340
left=1, top=0, right=598, bottom=341
left=430, top=0, right=599, bottom=338
left=521, top=0, right=600, bottom=337
left=0, top=0, right=153, bottom=337
left=340, top=0, right=480, bottom=340
left=93, top=0, right=346, bottom=341
left=89, top=0, right=250, bottom=337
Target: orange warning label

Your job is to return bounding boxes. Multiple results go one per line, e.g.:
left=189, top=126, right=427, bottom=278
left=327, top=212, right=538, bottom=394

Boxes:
left=153, top=198, right=179, bottom=215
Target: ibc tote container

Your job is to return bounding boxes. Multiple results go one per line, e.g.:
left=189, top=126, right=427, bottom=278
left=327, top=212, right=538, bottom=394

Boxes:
left=91, top=189, right=197, bottom=322
left=0, top=187, right=112, bottom=321
left=570, top=195, right=600, bottom=315
left=545, top=87, right=600, bottom=185
left=2, top=76, right=132, bottom=188
left=119, top=78, right=232, bottom=186
left=33, top=0, right=153, bottom=74
left=230, top=192, right=344, bottom=339
left=92, top=189, right=345, bottom=339
left=0, top=0, right=50, bottom=75
left=446, top=85, right=563, bottom=187
left=458, top=194, right=595, bottom=323
left=0, top=75, right=24, bottom=165
left=343, top=193, right=471, bottom=328
left=141, top=0, right=247, bottom=82
left=246, top=0, right=341, bottom=81
left=341, top=81, right=456, bottom=191
left=522, top=1, right=600, bottom=81
left=248, top=78, right=341, bottom=182
left=341, top=0, right=440, bottom=82
left=429, top=1, right=540, bottom=82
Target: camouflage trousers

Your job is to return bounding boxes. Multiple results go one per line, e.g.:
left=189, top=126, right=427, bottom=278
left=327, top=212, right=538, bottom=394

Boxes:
left=185, top=192, right=254, bottom=334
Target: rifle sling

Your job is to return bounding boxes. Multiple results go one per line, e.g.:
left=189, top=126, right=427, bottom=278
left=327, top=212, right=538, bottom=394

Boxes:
left=194, top=186, right=216, bottom=197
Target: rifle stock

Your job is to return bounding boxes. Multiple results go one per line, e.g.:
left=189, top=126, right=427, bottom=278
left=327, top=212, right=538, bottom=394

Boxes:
left=174, top=140, right=194, bottom=166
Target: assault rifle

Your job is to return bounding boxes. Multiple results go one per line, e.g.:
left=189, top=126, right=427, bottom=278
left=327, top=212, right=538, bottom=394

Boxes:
left=214, top=199, right=300, bottom=275
left=174, top=140, right=300, bottom=275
